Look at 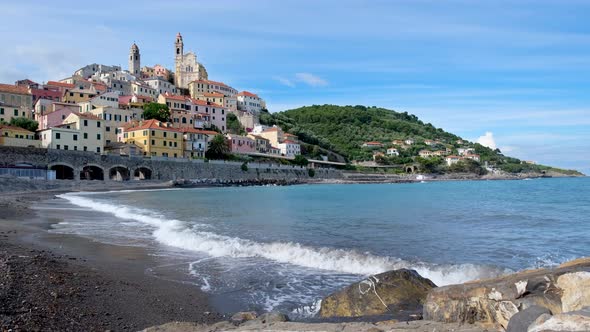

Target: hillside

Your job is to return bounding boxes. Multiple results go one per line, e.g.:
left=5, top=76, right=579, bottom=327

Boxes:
left=260, top=104, right=583, bottom=176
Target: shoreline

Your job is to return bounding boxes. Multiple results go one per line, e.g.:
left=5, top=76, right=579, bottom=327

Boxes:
left=0, top=185, right=224, bottom=331
left=0, top=176, right=586, bottom=331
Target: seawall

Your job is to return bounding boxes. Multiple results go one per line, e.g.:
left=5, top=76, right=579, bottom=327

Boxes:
left=0, top=146, right=343, bottom=182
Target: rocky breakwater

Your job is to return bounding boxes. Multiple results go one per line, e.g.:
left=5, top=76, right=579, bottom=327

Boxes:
left=319, top=269, right=436, bottom=319
left=423, top=257, right=590, bottom=331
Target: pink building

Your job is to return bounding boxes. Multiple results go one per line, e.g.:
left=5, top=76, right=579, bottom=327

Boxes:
left=153, top=65, right=171, bottom=81
left=38, top=107, right=77, bottom=130
left=226, top=134, right=255, bottom=154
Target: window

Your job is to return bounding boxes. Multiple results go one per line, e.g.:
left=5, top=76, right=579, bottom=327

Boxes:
left=56, top=133, right=61, bottom=139
left=74, top=146, right=77, bottom=151
left=97, top=121, right=101, bottom=128
left=84, top=146, right=87, bottom=151
left=64, top=145, right=69, bottom=150
left=151, top=130, right=155, bottom=136
left=0, top=108, right=3, bottom=115
left=96, top=147, right=101, bottom=153
left=163, top=132, right=167, bottom=138
left=56, top=144, right=60, bottom=149
left=14, top=109, right=18, bottom=116
left=73, top=134, right=78, bottom=141
left=174, top=142, right=177, bottom=147
left=151, top=139, right=155, bottom=145
left=144, top=140, right=147, bottom=145
left=97, top=134, right=101, bottom=140
left=84, top=133, right=88, bottom=139
left=84, top=120, right=88, bottom=126
left=163, top=141, right=167, bottom=146
left=106, top=126, right=110, bottom=132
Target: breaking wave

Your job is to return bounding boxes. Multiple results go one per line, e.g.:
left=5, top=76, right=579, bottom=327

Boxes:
left=58, top=193, right=508, bottom=286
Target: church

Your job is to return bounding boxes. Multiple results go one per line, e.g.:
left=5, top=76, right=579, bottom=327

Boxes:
left=174, top=33, right=208, bottom=89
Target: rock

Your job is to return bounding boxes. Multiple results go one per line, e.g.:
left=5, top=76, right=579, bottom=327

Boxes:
left=506, top=305, right=551, bottom=332
left=257, top=312, right=289, bottom=323
left=424, top=256, right=590, bottom=329
left=319, top=269, right=436, bottom=318
left=230, top=311, right=258, bottom=324
left=528, top=307, right=590, bottom=332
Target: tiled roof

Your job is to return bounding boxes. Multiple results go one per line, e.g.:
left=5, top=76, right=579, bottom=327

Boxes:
left=282, top=140, right=298, bottom=144
left=237, top=91, right=258, bottom=98
left=204, top=92, right=224, bottom=97
left=160, top=93, right=186, bottom=101
left=262, top=127, right=279, bottom=132
left=124, top=119, right=182, bottom=132
left=364, top=141, right=382, bottom=145
left=72, top=112, right=101, bottom=120
left=0, top=83, right=30, bottom=95
left=182, top=128, right=218, bottom=135
left=0, top=125, right=34, bottom=133
left=46, top=81, right=75, bottom=89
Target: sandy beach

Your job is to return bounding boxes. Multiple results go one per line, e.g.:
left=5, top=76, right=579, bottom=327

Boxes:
left=0, top=182, right=223, bottom=331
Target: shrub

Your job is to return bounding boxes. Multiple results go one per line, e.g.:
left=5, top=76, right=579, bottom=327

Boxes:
left=308, top=168, right=315, bottom=177
left=241, top=162, right=248, bottom=172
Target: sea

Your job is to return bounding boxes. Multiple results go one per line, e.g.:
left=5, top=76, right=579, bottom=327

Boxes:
left=36, top=177, right=590, bottom=317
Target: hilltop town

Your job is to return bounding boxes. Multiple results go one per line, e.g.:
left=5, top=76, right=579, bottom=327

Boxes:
left=0, top=33, right=305, bottom=176
left=0, top=33, right=582, bottom=180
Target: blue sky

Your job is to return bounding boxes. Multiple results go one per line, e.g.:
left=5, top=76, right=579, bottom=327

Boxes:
left=2, top=0, right=589, bottom=173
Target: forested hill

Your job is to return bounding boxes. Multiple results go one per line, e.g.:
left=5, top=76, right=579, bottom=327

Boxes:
left=259, top=104, right=583, bottom=176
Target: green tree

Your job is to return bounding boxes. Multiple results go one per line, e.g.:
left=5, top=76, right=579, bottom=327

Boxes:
left=8, top=117, right=38, bottom=132
left=293, top=155, right=309, bottom=166
left=143, top=103, right=171, bottom=122
left=226, top=113, right=245, bottom=135
left=205, top=134, right=230, bottom=160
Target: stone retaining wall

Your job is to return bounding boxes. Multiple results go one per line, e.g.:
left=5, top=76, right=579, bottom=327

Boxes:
left=0, top=146, right=343, bottom=181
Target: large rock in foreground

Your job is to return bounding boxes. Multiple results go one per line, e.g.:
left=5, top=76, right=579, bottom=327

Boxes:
left=424, top=257, right=590, bottom=329
left=319, top=269, right=436, bottom=318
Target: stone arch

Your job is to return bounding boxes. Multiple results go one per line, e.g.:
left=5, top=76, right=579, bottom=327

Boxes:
left=133, top=166, right=152, bottom=180
left=109, top=165, right=130, bottom=181
left=80, top=164, right=104, bottom=181
left=405, top=165, right=415, bottom=173
left=49, top=163, right=75, bottom=180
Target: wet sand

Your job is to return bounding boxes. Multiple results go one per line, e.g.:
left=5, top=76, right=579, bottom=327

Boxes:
left=0, top=187, right=223, bottom=331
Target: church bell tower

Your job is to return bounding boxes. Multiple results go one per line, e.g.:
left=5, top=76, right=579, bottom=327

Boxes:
left=129, top=43, right=140, bottom=76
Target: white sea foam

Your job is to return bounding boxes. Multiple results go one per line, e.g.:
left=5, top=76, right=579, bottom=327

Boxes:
left=58, top=193, right=507, bottom=286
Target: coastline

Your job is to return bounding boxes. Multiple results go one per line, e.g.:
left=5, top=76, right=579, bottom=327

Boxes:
left=0, top=183, right=223, bottom=331
left=1, top=176, right=585, bottom=331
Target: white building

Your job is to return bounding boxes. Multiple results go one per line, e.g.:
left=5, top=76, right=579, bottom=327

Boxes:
left=386, top=148, right=399, bottom=156
left=278, top=140, right=301, bottom=157
left=131, top=81, right=157, bottom=99
left=405, top=138, right=415, bottom=145
left=458, top=148, right=475, bottom=156
left=237, top=91, right=264, bottom=113
left=144, top=77, right=177, bottom=95
left=445, top=155, right=462, bottom=166
left=78, top=91, right=120, bottom=112
left=73, top=63, right=121, bottom=80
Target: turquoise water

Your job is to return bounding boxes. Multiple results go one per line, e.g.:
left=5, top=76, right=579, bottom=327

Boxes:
left=49, top=177, right=590, bottom=315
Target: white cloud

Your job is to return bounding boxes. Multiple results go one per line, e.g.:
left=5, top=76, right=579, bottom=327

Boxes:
left=295, top=72, right=328, bottom=87
left=273, top=76, right=295, bottom=87
left=477, top=132, right=497, bottom=150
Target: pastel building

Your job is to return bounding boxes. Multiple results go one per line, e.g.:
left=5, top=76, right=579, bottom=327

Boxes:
left=79, top=91, right=120, bottom=111
left=0, top=83, right=33, bottom=120
left=62, top=87, right=98, bottom=104
left=88, top=106, right=142, bottom=143
left=121, top=119, right=183, bottom=158
left=188, top=80, right=237, bottom=111
left=226, top=134, right=256, bottom=154
left=0, top=125, right=40, bottom=148
left=39, top=112, right=105, bottom=153
left=130, top=81, right=157, bottom=99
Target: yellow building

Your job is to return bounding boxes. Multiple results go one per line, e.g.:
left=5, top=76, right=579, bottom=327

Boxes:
left=62, top=87, right=98, bottom=104
left=0, top=125, right=40, bottom=148
left=188, top=80, right=238, bottom=111
left=121, top=119, right=183, bottom=158
left=0, top=83, right=33, bottom=121
left=192, top=92, right=226, bottom=108
left=257, top=126, right=284, bottom=147
left=39, top=112, right=105, bottom=153
left=88, top=106, right=143, bottom=144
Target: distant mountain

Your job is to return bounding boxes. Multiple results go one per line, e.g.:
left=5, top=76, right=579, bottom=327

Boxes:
left=260, top=104, right=583, bottom=176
